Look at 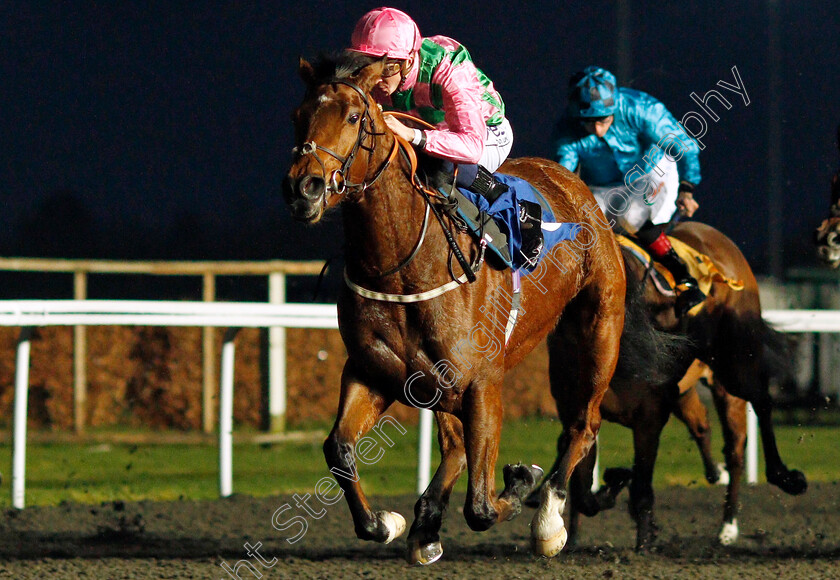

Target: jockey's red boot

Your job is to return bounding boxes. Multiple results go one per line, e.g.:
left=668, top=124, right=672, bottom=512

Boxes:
left=647, top=231, right=706, bottom=317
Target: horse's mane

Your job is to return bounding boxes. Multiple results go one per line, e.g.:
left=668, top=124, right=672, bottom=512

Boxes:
left=309, top=51, right=379, bottom=84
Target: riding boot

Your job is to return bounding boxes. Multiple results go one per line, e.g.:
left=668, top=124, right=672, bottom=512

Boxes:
left=463, top=164, right=509, bottom=203
left=517, top=200, right=544, bottom=268
left=645, top=232, right=706, bottom=317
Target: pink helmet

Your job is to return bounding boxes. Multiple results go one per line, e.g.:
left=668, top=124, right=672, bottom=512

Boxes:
left=350, top=7, right=422, bottom=60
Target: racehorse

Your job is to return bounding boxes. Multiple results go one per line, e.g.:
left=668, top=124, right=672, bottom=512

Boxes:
left=814, top=124, right=840, bottom=266
left=283, top=52, right=681, bottom=564
left=532, top=222, right=806, bottom=550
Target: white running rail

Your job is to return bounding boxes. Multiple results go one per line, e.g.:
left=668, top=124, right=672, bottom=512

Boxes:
left=3, top=302, right=833, bottom=508
left=3, top=300, right=337, bottom=509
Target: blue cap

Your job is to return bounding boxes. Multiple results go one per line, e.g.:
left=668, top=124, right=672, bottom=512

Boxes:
left=567, top=66, right=618, bottom=118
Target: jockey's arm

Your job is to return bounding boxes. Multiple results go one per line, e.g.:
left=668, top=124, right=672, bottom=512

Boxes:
left=637, top=99, right=702, bottom=188
left=554, top=139, right=580, bottom=175
left=421, top=59, right=487, bottom=165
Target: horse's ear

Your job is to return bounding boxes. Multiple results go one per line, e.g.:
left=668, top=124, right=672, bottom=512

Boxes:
left=299, top=57, right=316, bottom=87
left=355, top=57, right=387, bottom=94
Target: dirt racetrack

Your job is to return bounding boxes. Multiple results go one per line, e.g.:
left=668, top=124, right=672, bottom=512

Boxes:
left=0, top=483, right=838, bottom=579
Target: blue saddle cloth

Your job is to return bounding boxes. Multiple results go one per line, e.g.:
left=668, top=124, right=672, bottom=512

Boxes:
left=456, top=173, right=581, bottom=274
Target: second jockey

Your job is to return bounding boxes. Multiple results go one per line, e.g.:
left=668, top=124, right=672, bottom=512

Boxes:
left=554, top=66, right=706, bottom=317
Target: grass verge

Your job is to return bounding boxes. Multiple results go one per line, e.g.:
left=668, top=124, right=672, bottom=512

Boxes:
left=1, top=416, right=837, bottom=506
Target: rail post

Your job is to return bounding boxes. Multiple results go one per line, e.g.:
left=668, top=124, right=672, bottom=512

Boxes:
left=417, top=408, right=433, bottom=494
left=268, top=273, right=287, bottom=433
left=746, top=403, right=758, bottom=484
left=73, top=271, right=87, bottom=432
left=219, top=328, right=239, bottom=497
left=202, top=273, right=216, bottom=433
left=12, top=327, right=33, bottom=509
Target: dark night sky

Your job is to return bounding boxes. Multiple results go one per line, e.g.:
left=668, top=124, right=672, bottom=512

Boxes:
left=2, top=1, right=839, bottom=285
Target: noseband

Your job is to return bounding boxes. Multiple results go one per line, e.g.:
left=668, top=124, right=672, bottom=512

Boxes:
left=292, top=76, right=481, bottom=296
left=292, top=80, right=392, bottom=196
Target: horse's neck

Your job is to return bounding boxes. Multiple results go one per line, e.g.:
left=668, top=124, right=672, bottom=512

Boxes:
left=342, top=165, right=445, bottom=282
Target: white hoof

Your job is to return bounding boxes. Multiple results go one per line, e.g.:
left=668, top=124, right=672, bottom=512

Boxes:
left=531, top=525, right=568, bottom=558
left=719, top=519, right=739, bottom=545
left=377, top=510, right=406, bottom=544
left=716, top=463, right=730, bottom=486
left=530, top=487, right=568, bottom=558
left=407, top=540, right=444, bottom=565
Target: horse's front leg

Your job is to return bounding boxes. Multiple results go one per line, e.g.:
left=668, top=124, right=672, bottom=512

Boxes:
left=406, top=412, right=467, bottom=565
left=461, top=383, right=543, bottom=533
left=672, top=384, right=721, bottom=484
left=567, top=440, right=633, bottom=549
left=323, top=360, right=404, bottom=544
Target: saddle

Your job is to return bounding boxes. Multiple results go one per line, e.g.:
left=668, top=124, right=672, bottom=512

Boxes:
left=396, top=133, right=579, bottom=276
left=439, top=173, right=581, bottom=275
left=617, top=234, right=744, bottom=309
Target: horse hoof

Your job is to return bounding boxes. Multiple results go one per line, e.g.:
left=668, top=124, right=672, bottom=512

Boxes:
left=376, top=510, right=406, bottom=544
left=770, top=469, right=808, bottom=496
left=531, top=527, right=568, bottom=558
left=719, top=519, right=739, bottom=545
left=503, top=463, right=544, bottom=490
left=407, top=540, right=443, bottom=565
left=603, top=467, right=633, bottom=490
left=530, top=487, right=568, bottom=557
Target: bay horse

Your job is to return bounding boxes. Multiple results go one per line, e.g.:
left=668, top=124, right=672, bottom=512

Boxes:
left=283, top=53, right=681, bottom=564
left=814, top=124, right=840, bottom=266
left=533, top=221, right=806, bottom=550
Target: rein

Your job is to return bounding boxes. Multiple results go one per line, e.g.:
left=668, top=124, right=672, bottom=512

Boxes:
left=293, top=80, right=396, bottom=196
left=296, top=80, right=481, bottom=302
left=344, top=134, right=484, bottom=302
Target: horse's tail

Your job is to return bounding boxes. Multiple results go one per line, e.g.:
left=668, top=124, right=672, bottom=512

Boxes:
left=757, top=314, right=795, bottom=383
left=612, top=254, right=692, bottom=384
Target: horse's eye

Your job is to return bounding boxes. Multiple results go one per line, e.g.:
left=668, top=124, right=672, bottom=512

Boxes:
left=348, top=113, right=360, bottom=125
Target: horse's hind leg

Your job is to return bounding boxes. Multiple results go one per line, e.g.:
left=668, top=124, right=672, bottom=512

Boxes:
left=753, top=390, right=807, bottom=494
left=460, top=383, right=543, bottom=533
left=323, top=360, right=404, bottom=544
left=710, top=381, right=747, bottom=545
left=531, top=292, right=622, bottom=557
left=406, top=412, right=467, bottom=565
left=628, top=402, right=671, bottom=551
left=567, top=437, right=632, bottom=549
left=714, top=356, right=807, bottom=495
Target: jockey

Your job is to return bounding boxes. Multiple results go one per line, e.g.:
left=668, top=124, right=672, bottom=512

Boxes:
left=348, top=7, right=513, bottom=203
left=554, top=66, right=706, bottom=317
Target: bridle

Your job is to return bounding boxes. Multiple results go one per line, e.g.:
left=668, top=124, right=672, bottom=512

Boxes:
left=292, top=79, right=396, bottom=197
left=291, top=76, right=482, bottom=299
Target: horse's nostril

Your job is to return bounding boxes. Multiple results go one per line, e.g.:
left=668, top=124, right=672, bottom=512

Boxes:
left=300, top=175, right=326, bottom=201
